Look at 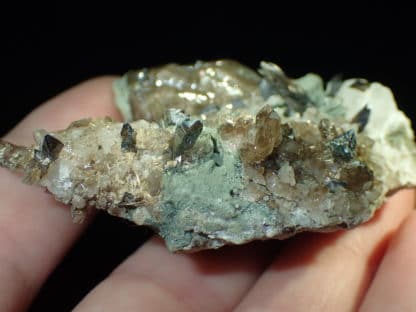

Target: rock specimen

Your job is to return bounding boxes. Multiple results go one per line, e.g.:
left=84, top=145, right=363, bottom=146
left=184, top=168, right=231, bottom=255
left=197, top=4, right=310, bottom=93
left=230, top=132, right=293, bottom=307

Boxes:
left=1, top=60, right=416, bottom=252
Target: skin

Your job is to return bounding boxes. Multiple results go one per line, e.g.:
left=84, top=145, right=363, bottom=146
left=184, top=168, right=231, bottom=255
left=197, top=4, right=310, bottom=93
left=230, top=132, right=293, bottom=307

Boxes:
left=0, top=77, right=415, bottom=311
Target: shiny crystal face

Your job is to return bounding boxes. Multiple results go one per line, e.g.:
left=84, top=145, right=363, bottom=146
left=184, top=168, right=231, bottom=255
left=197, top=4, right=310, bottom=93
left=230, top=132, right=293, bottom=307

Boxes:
left=1, top=60, right=416, bottom=252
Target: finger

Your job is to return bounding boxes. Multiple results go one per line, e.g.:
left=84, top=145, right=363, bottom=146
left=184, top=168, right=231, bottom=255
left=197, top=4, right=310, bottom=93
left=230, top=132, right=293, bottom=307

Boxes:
left=0, top=76, right=120, bottom=311
left=4, top=77, right=121, bottom=144
left=360, top=210, right=416, bottom=311
left=235, top=189, right=415, bottom=312
left=74, top=237, right=277, bottom=311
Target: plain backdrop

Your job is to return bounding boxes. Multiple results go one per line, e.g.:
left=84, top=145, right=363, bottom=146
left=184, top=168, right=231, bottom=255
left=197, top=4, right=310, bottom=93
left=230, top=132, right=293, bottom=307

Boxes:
left=2, top=4, right=415, bottom=311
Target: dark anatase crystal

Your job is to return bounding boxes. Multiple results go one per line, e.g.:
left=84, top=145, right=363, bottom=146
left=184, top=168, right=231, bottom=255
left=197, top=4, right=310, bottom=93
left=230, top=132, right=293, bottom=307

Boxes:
left=173, top=118, right=203, bottom=157
left=42, top=135, right=64, bottom=161
left=352, top=105, right=371, bottom=133
left=350, top=79, right=371, bottom=91
left=330, top=130, right=357, bottom=161
left=120, top=123, right=137, bottom=153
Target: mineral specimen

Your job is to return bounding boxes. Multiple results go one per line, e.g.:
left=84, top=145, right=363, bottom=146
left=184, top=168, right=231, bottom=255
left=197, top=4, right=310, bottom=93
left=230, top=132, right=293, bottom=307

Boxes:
left=1, top=60, right=416, bottom=252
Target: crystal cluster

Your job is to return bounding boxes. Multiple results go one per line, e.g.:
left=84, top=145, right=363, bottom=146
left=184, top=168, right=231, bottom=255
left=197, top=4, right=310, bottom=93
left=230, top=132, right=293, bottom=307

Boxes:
left=1, top=60, right=416, bottom=252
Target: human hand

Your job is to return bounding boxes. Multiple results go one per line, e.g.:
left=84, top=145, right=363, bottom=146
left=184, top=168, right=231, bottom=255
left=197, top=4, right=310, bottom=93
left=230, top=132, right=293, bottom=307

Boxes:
left=1, top=78, right=415, bottom=311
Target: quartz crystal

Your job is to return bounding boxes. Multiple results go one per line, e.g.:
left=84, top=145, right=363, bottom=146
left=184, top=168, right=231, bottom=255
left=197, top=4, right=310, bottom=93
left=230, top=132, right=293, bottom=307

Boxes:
left=1, top=60, right=416, bottom=252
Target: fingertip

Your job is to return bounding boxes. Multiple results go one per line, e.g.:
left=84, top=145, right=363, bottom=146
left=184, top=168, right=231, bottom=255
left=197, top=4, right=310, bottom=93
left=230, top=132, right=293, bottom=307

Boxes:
left=0, top=76, right=122, bottom=310
left=5, top=75, right=122, bottom=145
left=361, top=210, right=416, bottom=311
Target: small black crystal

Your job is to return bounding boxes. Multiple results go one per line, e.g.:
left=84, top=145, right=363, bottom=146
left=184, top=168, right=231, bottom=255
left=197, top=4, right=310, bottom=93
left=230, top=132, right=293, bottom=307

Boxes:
left=42, top=135, right=64, bottom=161
left=330, top=130, right=357, bottom=161
left=352, top=106, right=371, bottom=133
left=120, top=123, right=137, bottom=153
